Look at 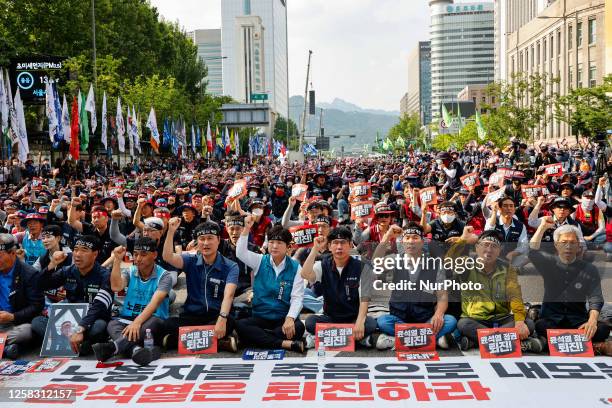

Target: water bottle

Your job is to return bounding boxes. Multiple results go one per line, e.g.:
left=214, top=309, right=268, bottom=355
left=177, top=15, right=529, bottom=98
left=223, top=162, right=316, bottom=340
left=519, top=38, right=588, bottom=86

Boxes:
left=317, top=343, right=326, bottom=361
left=144, top=329, right=154, bottom=349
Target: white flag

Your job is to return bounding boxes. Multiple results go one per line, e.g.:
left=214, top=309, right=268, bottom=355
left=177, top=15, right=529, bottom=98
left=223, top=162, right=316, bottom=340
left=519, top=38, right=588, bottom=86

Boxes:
left=127, top=105, right=134, bottom=158
left=146, top=107, right=160, bottom=152
left=116, top=97, right=125, bottom=153
left=85, top=84, right=97, bottom=134
left=77, top=89, right=82, bottom=118
left=61, top=94, right=71, bottom=143
left=234, top=128, right=240, bottom=157
left=45, top=81, right=58, bottom=143
left=101, top=91, right=107, bottom=149
left=134, top=109, right=141, bottom=154
left=191, top=124, right=196, bottom=154
left=0, top=69, right=8, bottom=134
left=14, top=89, right=29, bottom=163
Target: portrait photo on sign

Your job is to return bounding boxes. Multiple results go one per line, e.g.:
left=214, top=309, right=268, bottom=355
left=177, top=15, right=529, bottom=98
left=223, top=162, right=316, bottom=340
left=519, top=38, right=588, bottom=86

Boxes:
left=41, top=303, right=89, bottom=357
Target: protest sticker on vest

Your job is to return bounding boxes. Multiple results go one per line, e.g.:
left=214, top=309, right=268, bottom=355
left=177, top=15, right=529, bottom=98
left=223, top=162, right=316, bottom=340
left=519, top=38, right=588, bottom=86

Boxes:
left=395, top=323, right=436, bottom=352
left=0, top=333, right=7, bottom=358
left=460, top=173, right=480, bottom=189
left=242, top=349, right=286, bottom=360
left=291, top=184, right=309, bottom=201
left=543, top=163, right=564, bottom=177
left=315, top=323, right=355, bottom=352
left=419, top=186, right=438, bottom=205
left=226, top=179, right=247, bottom=202
left=547, top=329, right=594, bottom=357
left=289, top=225, right=318, bottom=248
left=178, top=326, right=217, bottom=355
left=350, top=200, right=374, bottom=220
left=27, top=358, right=69, bottom=373
left=396, top=351, right=440, bottom=361
left=477, top=328, right=522, bottom=359
left=349, top=182, right=372, bottom=202
left=488, top=172, right=504, bottom=187
left=521, top=185, right=545, bottom=199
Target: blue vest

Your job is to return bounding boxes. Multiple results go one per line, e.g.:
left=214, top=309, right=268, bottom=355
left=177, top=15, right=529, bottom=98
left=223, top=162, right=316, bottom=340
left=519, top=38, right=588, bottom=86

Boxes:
left=252, top=254, right=298, bottom=321
left=120, top=265, right=169, bottom=320
left=22, top=232, right=45, bottom=265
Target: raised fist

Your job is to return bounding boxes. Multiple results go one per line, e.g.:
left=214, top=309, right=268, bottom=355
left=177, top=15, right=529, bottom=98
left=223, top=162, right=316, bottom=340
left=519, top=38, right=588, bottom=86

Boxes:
left=313, top=235, right=327, bottom=252
left=113, top=246, right=127, bottom=259
left=52, top=250, right=67, bottom=264
left=111, top=210, right=124, bottom=220
left=168, top=217, right=181, bottom=231
left=244, top=215, right=255, bottom=230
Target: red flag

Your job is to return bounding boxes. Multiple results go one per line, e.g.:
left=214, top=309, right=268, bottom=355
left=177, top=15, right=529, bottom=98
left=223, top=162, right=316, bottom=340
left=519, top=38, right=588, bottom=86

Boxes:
left=281, top=143, right=286, bottom=156
left=70, top=96, right=80, bottom=160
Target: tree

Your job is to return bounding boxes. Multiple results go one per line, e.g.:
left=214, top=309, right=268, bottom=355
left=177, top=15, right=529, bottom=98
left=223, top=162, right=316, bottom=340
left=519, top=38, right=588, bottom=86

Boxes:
left=387, top=113, right=426, bottom=150
left=274, top=116, right=299, bottom=150
left=554, top=74, right=612, bottom=140
left=483, top=72, right=559, bottom=142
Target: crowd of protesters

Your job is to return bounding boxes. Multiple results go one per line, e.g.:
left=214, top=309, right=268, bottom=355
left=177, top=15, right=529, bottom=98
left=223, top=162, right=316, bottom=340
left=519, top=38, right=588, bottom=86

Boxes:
left=0, top=137, right=610, bottom=365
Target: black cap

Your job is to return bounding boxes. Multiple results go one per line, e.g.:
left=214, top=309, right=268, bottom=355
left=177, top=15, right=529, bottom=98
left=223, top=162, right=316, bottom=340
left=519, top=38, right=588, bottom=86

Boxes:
left=550, top=197, right=574, bottom=211
left=267, top=225, right=292, bottom=245
left=327, top=227, right=353, bottom=242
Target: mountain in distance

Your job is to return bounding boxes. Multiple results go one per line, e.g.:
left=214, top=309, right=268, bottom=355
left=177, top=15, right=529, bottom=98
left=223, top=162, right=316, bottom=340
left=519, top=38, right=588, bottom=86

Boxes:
left=288, top=95, right=398, bottom=152
left=318, top=97, right=400, bottom=116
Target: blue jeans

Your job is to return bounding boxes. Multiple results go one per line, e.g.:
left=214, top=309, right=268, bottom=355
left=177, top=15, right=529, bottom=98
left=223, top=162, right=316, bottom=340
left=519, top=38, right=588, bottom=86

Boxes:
left=303, top=287, right=323, bottom=314
left=377, top=313, right=457, bottom=340
left=337, top=199, right=349, bottom=219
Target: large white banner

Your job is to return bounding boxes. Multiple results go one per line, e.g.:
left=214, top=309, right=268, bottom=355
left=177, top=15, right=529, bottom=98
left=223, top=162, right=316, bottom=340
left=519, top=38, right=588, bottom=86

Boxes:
left=0, top=356, right=610, bottom=407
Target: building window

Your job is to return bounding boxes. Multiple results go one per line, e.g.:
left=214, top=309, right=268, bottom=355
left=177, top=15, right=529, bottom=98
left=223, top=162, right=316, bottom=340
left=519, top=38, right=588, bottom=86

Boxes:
left=543, top=39, right=547, bottom=61
left=568, top=25, right=572, bottom=49
left=531, top=45, right=535, bottom=67
left=577, top=22, right=583, bottom=47
left=557, top=31, right=561, bottom=55
left=588, top=19, right=596, bottom=44
left=589, top=64, right=596, bottom=87
left=577, top=64, right=583, bottom=88
left=568, top=66, right=573, bottom=86
left=536, top=42, right=540, bottom=64
left=550, top=35, right=554, bottom=59
left=491, top=96, right=495, bottom=104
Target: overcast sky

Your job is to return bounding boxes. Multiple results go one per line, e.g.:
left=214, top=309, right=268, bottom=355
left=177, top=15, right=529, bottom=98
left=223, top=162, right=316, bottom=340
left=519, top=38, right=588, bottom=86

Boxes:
left=149, top=0, right=430, bottom=111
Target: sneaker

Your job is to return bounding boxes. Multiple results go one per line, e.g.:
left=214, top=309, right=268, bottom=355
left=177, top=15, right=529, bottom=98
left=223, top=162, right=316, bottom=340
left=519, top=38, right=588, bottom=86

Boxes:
left=593, top=340, right=612, bottom=356
left=92, top=342, right=116, bottom=362
left=304, top=333, right=316, bottom=350
left=218, top=335, right=238, bottom=353
left=459, top=336, right=475, bottom=351
left=131, top=346, right=161, bottom=366
left=437, top=334, right=449, bottom=350
left=3, top=344, right=19, bottom=360
left=520, top=337, right=544, bottom=353
left=375, top=333, right=395, bottom=350
left=359, top=335, right=373, bottom=348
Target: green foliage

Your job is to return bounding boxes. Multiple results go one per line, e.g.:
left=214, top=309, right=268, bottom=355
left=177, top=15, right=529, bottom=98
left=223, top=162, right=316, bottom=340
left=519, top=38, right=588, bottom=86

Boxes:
left=386, top=113, right=426, bottom=150
left=555, top=74, right=612, bottom=140
left=274, top=116, right=299, bottom=150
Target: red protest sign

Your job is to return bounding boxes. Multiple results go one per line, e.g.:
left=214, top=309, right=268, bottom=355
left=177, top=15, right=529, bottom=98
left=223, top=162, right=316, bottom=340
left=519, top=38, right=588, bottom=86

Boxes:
left=477, top=328, right=522, bottom=359
left=178, top=325, right=217, bottom=355
left=460, top=172, right=481, bottom=189
left=521, top=185, right=545, bottom=199
left=395, top=323, right=436, bottom=352
left=419, top=186, right=438, bottom=205
left=289, top=225, right=318, bottom=248
left=488, top=172, right=504, bottom=187
left=349, top=182, right=372, bottom=202
left=31, top=177, right=43, bottom=191
left=226, top=179, right=247, bottom=202
left=396, top=351, right=440, bottom=361
left=315, top=323, right=355, bottom=352
left=0, top=333, right=7, bottom=358
left=547, top=329, right=594, bottom=357
left=350, top=200, right=375, bottom=220
left=543, top=163, right=564, bottom=177
left=27, top=358, right=69, bottom=373
left=291, top=183, right=309, bottom=201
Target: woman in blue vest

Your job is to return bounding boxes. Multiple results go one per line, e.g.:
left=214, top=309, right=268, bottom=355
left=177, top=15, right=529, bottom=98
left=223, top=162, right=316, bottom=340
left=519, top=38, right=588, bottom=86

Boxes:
left=301, top=227, right=377, bottom=348
left=92, top=238, right=171, bottom=366
left=236, top=219, right=306, bottom=353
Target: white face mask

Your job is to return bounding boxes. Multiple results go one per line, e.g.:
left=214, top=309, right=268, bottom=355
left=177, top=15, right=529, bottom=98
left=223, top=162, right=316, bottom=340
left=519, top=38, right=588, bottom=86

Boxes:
left=287, top=182, right=293, bottom=187
left=249, top=191, right=257, bottom=198
left=581, top=199, right=593, bottom=210
left=252, top=208, right=263, bottom=217
left=440, top=214, right=455, bottom=224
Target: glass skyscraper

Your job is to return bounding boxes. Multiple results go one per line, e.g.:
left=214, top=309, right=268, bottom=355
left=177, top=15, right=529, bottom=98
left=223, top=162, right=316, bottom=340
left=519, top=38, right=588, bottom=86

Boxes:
left=189, top=29, right=223, bottom=96
left=222, top=0, right=288, bottom=116
left=429, top=0, right=494, bottom=120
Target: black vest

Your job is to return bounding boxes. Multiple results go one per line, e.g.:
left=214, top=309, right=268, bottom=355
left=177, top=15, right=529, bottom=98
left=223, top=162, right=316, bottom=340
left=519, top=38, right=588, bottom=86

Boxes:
left=320, top=254, right=363, bottom=322
left=494, top=217, right=524, bottom=255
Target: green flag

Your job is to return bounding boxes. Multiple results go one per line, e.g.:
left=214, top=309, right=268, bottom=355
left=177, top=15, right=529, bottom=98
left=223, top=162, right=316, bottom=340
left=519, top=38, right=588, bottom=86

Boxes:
left=456, top=103, right=463, bottom=130
left=395, top=136, right=405, bottom=149
left=475, top=110, right=486, bottom=140
left=441, top=103, right=453, bottom=128
left=80, top=92, right=89, bottom=150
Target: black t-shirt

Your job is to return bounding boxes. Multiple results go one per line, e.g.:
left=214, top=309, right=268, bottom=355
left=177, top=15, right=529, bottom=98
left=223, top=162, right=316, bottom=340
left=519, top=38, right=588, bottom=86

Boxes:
left=81, top=222, right=118, bottom=264
left=446, top=161, right=464, bottom=190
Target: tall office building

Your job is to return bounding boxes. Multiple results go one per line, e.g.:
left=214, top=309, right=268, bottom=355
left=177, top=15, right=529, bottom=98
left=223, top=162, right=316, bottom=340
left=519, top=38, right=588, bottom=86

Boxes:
left=189, top=29, right=223, bottom=96
left=222, top=0, right=288, bottom=116
left=429, top=0, right=495, bottom=121
left=504, top=0, right=606, bottom=142
left=405, top=41, right=432, bottom=124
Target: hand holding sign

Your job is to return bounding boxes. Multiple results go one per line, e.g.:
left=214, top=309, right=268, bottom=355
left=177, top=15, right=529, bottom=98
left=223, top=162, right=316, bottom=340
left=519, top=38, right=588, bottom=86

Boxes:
left=460, top=173, right=480, bottom=189
left=419, top=187, right=438, bottom=206
left=291, top=184, right=308, bottom=201
left=227, top=179, right=247, bottom=202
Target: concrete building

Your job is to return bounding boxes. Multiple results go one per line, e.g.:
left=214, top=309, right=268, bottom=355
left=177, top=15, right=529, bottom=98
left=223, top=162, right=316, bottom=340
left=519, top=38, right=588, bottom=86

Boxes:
left=429, top=0, right=495, bottom=121
left=405, top=41, right=432, bottom=124
left=221, top=0, right=288, bottom=116
left=400, top=92, right=410, bottom=116
left=457, top=83, right=498, bottom=112
left=188, top=29, right=223, bottom=96
left=504, top=0, right=606, bottom=142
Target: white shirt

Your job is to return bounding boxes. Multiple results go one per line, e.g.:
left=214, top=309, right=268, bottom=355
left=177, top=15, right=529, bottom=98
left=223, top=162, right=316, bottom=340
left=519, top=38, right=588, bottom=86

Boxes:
left=236, top=234, right=304, bottom=319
